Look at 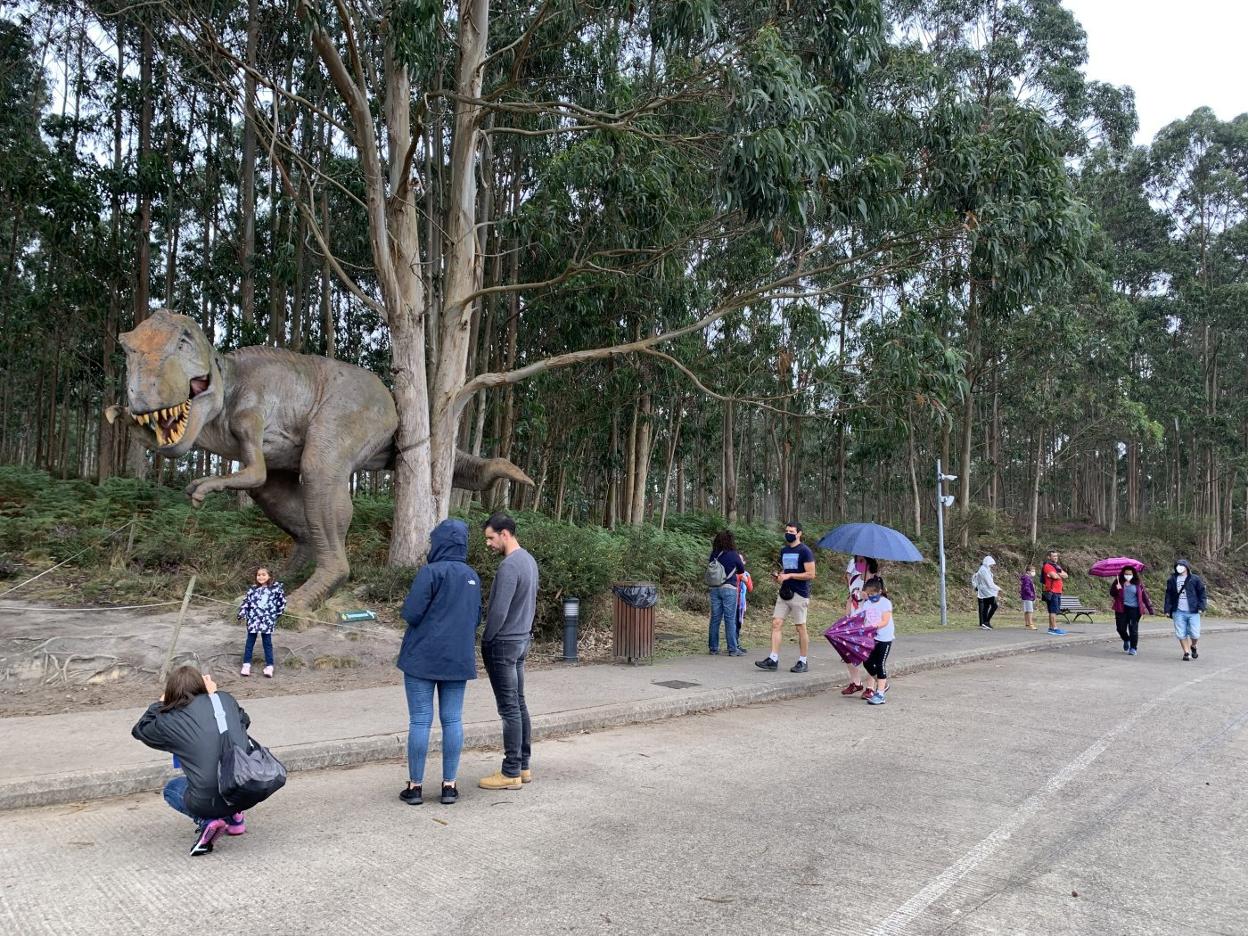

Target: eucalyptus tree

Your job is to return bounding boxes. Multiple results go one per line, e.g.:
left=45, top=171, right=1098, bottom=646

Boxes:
left=1147, top=109, right=1248, bottom=555
left=886, top=0, right=1112, bottom=543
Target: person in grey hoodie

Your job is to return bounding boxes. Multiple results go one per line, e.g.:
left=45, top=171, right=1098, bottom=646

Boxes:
left=479, top=512, right=540, bottom=791
left=973, top=556, right=1002, bottom=629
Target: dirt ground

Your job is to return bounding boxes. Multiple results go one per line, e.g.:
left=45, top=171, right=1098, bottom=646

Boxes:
left=0, top=599, right=695, bottom=717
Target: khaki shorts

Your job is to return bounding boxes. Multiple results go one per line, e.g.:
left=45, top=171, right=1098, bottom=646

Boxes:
left=772, top=594, right=810, bottom=624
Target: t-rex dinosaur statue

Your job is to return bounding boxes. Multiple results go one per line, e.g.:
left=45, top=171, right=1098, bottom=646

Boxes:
left=106, top=311, right=532, bottom=610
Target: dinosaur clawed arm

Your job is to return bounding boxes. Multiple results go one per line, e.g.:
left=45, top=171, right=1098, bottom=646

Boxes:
left=452, top=451, right=535, bottom=492
left=185, top=409, right=269, bottom=505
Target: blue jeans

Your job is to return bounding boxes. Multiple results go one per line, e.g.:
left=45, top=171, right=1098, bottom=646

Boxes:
left=162, top=776, right=232, bottom=830
left=708, top=586, right=740, bottom=653
left=1173, top=611, right=1201, bottom=640
left=243, top=631, right=274, bottom=666
left=403, top=675, right=466, bottom=784
left=482, top=639, right=532, bottom=778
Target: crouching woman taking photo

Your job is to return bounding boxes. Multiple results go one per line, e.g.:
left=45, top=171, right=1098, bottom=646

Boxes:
left=132, top=665, right=253, bottom=856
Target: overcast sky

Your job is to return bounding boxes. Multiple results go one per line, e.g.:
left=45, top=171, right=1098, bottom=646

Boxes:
left=1062, top=0, right=1246, bottom=145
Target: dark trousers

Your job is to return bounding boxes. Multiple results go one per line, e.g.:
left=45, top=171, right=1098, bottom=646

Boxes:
left=243, top=631, right=274, bottom=666
left=977, top=596, right=999, bottom=627
left=1115, top=608, right=1142, bottom=650
left=482, top=638, right=532, bottom=777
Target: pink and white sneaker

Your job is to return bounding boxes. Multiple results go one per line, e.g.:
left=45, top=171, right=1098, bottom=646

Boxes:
left=226, top=813, right=246, bottom=836
left=190, top=818, right=227, bottom=856
left=262, top=665, right=274, bottom=678
left=240, top=663, right=251, bottom=677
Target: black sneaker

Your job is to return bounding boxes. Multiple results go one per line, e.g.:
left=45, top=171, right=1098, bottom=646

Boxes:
left=399, top=783, right=423, bottom=805
left=440, top=783, right=459, bottom=805
left=1182, top=653, right=1191, bottom=661
left=790, top=660, right=808, bottom=673
left=755, top=657, right=778, bottom=671
left=1191, top=645, right=1199, bottom=659
left=979, top=622, right=993, bottom=629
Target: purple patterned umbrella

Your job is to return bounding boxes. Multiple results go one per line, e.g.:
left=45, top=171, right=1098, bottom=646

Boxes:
left=824, top=612, right=876, bottom=666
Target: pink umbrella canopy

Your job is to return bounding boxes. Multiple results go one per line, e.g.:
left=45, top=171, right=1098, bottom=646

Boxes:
left=1089, top=557, right=1147, bottom=578
left=824, top=612, right=876, bottom=667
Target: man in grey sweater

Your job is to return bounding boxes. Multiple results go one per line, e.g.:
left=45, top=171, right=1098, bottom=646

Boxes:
left=478, top=512, right=540, bottom=790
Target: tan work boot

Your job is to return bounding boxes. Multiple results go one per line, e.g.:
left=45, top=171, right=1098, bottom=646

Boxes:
left=520, top=769, right=533, bottom=784
left=478, top=772, right=523, bottom=791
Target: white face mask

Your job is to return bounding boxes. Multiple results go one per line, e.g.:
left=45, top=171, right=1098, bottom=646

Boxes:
left=1123, top=574, right=1133, bottom=581
left=1176, top=566, right=1186, bottom=575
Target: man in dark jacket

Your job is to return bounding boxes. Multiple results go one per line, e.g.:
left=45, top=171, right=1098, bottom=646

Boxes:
left=1164, top=559, right=1207, bottom=661
left=132, top=667, right=251, bottom=855
left=396, top=518, right=481, bottom=805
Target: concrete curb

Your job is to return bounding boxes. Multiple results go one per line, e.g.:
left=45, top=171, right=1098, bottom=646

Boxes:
left=6, top=622, right=1246, bottom=811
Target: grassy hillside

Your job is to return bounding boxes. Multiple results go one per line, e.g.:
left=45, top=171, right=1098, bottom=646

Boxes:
left=2, top=467, right=1245, bottom=638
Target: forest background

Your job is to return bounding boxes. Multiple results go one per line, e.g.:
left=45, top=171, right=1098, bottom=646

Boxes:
left=2, top=0, right=1247, bottom=629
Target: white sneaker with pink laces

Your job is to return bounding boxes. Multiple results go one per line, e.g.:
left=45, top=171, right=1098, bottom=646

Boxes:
left=240, top=663, right=251, bottom=677
left=262, top=665, right=274, bottom=678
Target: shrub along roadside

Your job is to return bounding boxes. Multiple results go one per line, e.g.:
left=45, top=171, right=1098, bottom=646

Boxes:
left=3, top=466, right=1246, bottom=635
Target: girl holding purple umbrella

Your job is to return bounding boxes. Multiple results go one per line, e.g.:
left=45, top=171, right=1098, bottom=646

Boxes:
left=1109, top=566, right=1154, bottom=656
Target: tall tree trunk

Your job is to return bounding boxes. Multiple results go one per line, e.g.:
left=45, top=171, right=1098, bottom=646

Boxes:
left=629, top=393, right=653, bottom=526
left=907, top=418, right=921, bottom=538
left=427, top=0, right=491, bottom=530
left=722, top=399, right=737, bottom=523
left=659, top=402, right=684, bottom=530
left=98, top=19, right=126, bottom=482
left=1029, top=431, right=1044, bottom=545
left=126, top=22, right=155, bottom=478
left=239, top=0, right=258, bottom=327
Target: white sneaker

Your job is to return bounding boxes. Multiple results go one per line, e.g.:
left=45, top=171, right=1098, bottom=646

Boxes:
left=262, top=665, right=274, bottom=678
left=240, top=663, right=251, bottom=677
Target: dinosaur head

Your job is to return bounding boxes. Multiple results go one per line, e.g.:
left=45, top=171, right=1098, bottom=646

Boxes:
left=118, top=311, right=224, bottom=455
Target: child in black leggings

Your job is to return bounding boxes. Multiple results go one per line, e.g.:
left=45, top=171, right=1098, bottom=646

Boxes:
left=860, top=577, right=893, bottom=705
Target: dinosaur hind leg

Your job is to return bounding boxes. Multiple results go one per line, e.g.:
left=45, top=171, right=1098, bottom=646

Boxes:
left=249, top=470, right=314, bottom=577
left=285, top=473, right=353, bottom=611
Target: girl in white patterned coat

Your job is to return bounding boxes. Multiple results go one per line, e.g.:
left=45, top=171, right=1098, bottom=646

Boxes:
left=239, top=567, right=286, bottom=677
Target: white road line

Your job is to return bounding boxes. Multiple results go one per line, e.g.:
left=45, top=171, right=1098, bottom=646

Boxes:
left=866, top=660, right=1248, bottom=936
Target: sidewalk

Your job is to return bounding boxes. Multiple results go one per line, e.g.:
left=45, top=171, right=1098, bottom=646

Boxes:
left=3, top=619, right=1243, bottom=810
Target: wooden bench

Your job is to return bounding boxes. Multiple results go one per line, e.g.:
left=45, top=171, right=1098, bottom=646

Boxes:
left=1056, top=595, right=1097, bottom=624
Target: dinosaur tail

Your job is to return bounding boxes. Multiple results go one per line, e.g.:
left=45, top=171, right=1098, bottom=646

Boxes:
left=381, top=443, right=534, bottom=492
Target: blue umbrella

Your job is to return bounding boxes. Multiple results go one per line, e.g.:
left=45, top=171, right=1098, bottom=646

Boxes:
left=816, top=522, right=924, bottom=562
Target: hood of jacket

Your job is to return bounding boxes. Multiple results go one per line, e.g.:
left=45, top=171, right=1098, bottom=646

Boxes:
left=981, top=556, right=995, bottom=567
left=428, top=518, right=469, bottom=564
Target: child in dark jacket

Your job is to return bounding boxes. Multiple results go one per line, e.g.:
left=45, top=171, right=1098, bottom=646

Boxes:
left=239, top=567, right=286, bottom=678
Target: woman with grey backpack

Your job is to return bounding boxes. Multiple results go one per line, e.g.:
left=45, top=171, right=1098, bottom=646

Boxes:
left=707, top=530, right=747, bottom=656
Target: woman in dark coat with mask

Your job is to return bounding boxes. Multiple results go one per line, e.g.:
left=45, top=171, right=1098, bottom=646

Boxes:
left=1109, top=567, right=1154, bottom=655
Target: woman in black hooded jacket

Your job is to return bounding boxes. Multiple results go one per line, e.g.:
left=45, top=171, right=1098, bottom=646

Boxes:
left=132, top=665, right=252, bottom=856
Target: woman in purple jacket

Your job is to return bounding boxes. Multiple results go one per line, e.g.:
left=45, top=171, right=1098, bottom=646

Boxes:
left=1109, top=567, right=1154, bottom=655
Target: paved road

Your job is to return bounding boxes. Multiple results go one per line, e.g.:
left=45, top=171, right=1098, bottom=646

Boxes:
left=2, top=635, right=1246, bottom=936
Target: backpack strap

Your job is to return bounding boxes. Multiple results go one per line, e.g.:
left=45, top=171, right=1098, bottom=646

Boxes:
left=209, top=692, right=229, bottom=735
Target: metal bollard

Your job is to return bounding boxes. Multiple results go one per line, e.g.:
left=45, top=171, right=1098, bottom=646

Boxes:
left=562, top=597, right=580, bottom=662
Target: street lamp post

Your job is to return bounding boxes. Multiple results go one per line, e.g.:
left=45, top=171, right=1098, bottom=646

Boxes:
left=936, top=460, right=957, bottom=627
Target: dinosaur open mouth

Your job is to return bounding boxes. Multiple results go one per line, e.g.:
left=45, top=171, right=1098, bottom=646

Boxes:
left=133, top=374, right=211, bottom=447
